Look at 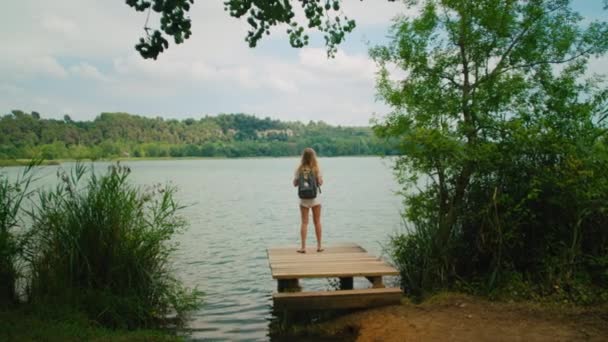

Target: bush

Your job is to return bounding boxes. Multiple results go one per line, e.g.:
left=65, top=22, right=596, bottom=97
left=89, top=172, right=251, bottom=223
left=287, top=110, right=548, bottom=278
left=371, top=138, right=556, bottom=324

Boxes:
left=389, top=118, right=608, bottom=303
left=26, top=163, right=200, bottom=328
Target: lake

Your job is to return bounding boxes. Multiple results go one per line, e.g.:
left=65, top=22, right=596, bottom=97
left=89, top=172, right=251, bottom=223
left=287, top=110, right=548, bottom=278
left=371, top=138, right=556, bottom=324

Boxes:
left=2, top=157, right=404, bottom=341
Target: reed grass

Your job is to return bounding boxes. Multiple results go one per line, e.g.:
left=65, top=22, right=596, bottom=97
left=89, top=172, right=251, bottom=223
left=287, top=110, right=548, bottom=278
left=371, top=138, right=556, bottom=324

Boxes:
left=0, top=162, right=37, bottom=307
left=26, top=162, right=200, bottom=328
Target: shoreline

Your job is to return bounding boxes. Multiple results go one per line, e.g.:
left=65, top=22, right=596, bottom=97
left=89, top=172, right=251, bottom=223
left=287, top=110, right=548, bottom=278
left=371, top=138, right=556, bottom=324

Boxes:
left=5, top=292, right=606, bottom=341
left=273, top=292, right=608, bottom=341
left=0, top=154, right=392, bottom=167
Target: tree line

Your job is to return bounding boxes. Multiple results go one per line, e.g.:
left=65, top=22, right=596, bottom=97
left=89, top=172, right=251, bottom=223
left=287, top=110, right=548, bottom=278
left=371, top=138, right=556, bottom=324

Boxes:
left=0, top=111, right=398, bottom=160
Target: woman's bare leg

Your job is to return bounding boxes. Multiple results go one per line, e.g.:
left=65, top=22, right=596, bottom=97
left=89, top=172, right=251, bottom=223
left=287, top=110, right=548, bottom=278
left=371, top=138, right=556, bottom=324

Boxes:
left=299, top=206, right=310, bottom=252
left=312, top=205, right=323, bottom=251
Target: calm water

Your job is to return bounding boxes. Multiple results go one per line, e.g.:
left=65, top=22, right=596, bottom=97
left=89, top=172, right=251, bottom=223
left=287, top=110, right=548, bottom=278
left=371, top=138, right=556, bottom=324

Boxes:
left=2, top=157, right=404, bottom=341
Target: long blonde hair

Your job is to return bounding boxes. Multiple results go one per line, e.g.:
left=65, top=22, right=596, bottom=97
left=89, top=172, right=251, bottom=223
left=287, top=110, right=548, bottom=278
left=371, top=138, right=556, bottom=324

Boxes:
left=298, top=147, right=319, bottom=175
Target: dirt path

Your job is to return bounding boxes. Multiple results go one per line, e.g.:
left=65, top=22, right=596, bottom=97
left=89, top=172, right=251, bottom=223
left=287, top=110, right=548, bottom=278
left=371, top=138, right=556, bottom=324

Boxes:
left=314, top=294, right=608, bottom=341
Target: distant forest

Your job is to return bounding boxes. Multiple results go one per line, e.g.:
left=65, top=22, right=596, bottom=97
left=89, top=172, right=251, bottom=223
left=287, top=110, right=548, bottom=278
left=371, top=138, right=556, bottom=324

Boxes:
left=0, top=110, right=398, bottom=160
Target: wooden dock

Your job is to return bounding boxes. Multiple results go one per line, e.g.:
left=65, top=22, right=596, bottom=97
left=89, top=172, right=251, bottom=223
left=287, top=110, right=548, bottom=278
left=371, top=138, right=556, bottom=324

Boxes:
left=268, top=243, right=401, bottom=310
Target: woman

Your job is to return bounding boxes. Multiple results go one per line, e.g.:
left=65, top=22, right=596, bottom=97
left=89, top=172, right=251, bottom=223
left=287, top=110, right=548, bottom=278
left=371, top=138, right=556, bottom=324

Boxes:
left=293, top=148, right=324, bottom=253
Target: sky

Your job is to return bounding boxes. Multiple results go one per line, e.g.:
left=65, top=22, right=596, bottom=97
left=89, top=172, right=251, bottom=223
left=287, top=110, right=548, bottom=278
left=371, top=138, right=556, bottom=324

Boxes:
left=0, top=1, right=606, bottom=126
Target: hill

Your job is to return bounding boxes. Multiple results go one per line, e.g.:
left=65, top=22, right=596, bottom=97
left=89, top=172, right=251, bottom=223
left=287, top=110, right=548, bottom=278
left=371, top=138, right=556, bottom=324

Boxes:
left=0, top=110, right=398, bottom=160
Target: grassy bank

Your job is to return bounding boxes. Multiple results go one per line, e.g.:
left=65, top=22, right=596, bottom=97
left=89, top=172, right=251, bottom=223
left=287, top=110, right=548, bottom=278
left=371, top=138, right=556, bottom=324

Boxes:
left=0, top=306, right=181, bottom=342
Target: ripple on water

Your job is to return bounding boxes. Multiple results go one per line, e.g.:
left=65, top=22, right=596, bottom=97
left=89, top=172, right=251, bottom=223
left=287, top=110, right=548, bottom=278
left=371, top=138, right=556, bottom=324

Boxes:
left=2, top=158, right=403, bottom=340
left=121, top=158, right=401, bottom=341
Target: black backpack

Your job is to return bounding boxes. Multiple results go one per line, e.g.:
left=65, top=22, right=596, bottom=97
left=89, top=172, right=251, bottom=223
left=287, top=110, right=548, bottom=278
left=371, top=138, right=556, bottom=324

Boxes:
left=297, top=168, right=318, bottom=199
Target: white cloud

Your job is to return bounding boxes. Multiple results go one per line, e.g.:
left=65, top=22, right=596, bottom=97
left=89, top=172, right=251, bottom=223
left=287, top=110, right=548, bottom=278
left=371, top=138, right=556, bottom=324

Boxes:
left=4, top=0, right=602, bottom=127
left=112, top=51, right=299, bottom=94
left=8, top=56, right=68, bottom=79
left=2, top=0, right=394, bottom=124
left=340, top=0, right=418, bottom=27
left=299, top=48, right=376, bottom=82
left=70, top=62, right=109, bottom=82
left=40, top=14, right=78, bottom=38
left=34, top=97, right=51, bottom=106
left=268, top=77, right=298, bottom=93
left=0, top=83, right=24, bottom=95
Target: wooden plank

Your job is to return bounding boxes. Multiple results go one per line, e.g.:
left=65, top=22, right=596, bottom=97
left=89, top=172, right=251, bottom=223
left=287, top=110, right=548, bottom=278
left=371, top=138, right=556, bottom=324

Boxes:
left=269, top=252, right=372, bottom=259
left=273, top=288, right=401, bottom=311
left=268, top=242, right=398, bottom=279
left=270, top=259, right=385, bottom=266
left=270, top=255, right=377, bottom=261
left=272, top=268, right=399, bottom=279
left=268, top=245, right=367, bottom=255
left=268, top=249, right=366, bottom=256
left=271, top=263, right=395, bottom=271
left=270, top=259, right=388, bottom=268
left=270, top=262, right=393, bottom=273
left=269, top=251, right=371, bottom=258
left=271, top=268, right=398, bottom=277
left=268, top=245, right=365, bottom=252
left=271, top=265, right=394, bottom=274
left=268, top=242, right=361, bottom=250
left=268, top=254, right=372, bottom=264
left=270, top=254, right=378, bottom=259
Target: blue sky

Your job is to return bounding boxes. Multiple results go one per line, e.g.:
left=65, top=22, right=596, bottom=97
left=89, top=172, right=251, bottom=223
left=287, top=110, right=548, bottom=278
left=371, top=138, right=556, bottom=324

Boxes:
left=0, top=0, right=606, bottom=126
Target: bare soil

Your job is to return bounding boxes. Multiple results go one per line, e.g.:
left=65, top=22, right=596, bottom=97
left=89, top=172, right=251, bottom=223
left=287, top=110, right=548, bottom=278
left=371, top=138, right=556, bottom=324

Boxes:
left=311, top=293, right=608, bottom=341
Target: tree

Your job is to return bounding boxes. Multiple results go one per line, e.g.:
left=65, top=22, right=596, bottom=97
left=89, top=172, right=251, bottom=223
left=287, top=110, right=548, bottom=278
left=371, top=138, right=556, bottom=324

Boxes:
left=372, top=0, right=608, bottom=295
left=125, top=0, right=376, bottom=59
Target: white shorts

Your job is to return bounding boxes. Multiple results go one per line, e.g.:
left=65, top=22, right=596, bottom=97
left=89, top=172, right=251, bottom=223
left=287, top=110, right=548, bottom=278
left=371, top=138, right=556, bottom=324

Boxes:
left=299, top=198, right=321, bottom=208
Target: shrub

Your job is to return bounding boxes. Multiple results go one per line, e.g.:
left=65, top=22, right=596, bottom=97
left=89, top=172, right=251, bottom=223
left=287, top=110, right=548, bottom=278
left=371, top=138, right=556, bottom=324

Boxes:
left=26, top=163, right=200, bottom=328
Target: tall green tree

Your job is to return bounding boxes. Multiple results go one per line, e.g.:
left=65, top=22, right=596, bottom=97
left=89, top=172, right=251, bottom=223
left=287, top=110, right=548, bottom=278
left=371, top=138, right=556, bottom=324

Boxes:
left=372, top=0, right=608, bottom=295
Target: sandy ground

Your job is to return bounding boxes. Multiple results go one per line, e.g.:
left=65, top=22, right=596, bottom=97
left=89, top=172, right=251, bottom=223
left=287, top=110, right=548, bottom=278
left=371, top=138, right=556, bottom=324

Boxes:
left=311, top=293, right=608, bottom=341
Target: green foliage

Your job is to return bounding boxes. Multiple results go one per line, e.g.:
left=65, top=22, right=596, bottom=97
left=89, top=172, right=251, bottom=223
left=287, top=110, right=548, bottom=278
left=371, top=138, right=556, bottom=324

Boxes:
left=374, top=0, right=608, bottom=303
left=26, top=163, right=200, bottom=328
left=126, top=0, right=364, bottom=59
left=0, top=163, right=36, bottom=307
left=0, top=112, right=398, bottom=160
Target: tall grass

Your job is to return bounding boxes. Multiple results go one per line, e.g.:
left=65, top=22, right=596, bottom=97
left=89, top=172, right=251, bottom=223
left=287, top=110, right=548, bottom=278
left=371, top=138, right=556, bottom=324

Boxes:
left=0, top=163, right=36, bottom=307
left=388, top=220, right=455, bottom=300
left=26, top=163, right=200, bottom=328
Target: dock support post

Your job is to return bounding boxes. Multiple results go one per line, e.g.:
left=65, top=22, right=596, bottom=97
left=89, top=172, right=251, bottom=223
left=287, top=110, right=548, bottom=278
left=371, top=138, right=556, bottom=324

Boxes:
left=366, top=276, right=385, bottom=288
left=278, top=279, right=301, bottom=292
left=339, top=277, right=353, bottom=290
